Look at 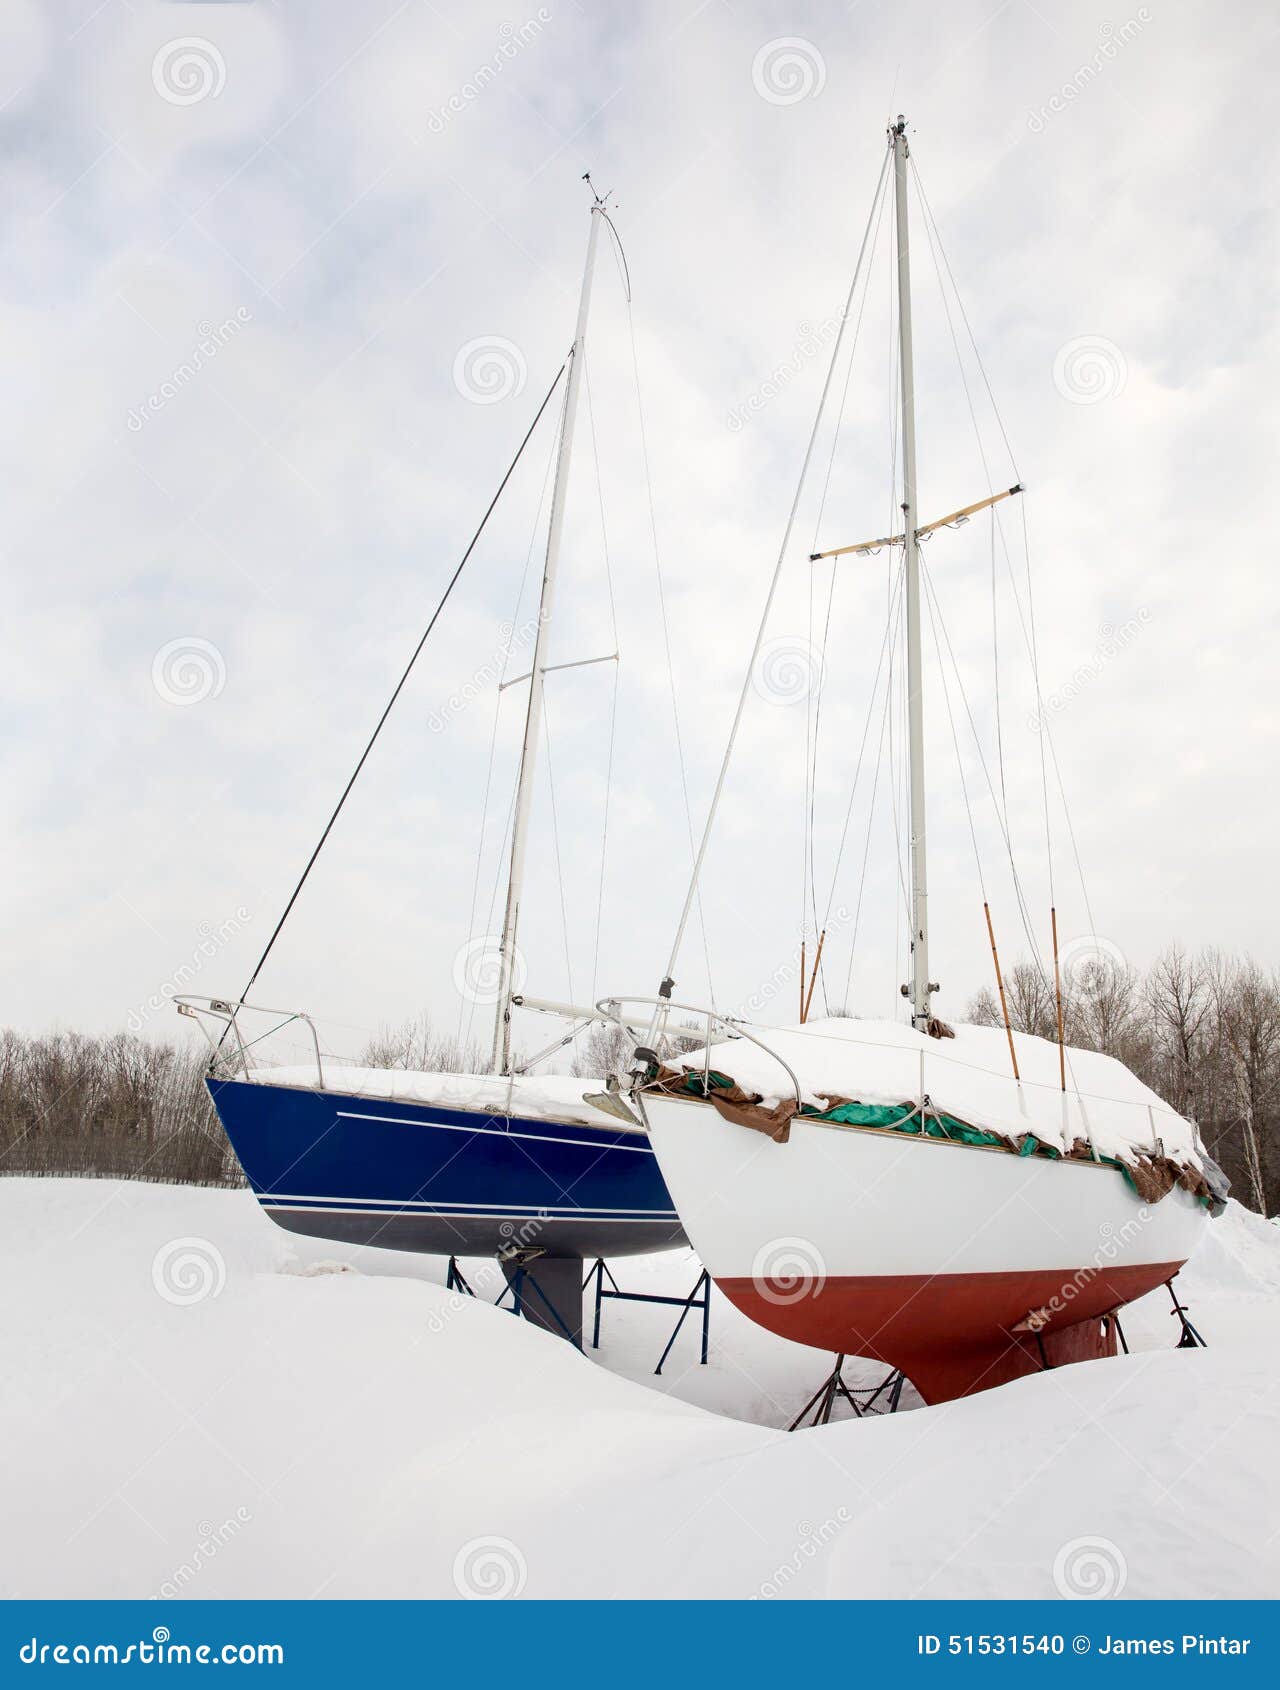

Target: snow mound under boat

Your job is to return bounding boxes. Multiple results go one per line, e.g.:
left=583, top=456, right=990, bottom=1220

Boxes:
left=661, top=1015, right=1211, bottom=1195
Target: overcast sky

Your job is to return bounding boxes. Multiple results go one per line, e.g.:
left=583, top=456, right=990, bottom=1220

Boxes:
left=3, top=0, right=1277, bottom=1067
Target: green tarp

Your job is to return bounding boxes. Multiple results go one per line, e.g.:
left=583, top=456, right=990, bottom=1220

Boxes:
left=670, top=1066, right=1154, bottom=1195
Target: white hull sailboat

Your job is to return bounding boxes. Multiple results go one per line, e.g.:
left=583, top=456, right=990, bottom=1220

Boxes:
left=640, top=1017, right=1210, bottom=1402
left=601, top=118, right=1220, bottom=1402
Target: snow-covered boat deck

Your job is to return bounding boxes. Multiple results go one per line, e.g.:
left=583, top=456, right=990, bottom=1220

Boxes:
left=670, top=1015, right=1204, bottom=1168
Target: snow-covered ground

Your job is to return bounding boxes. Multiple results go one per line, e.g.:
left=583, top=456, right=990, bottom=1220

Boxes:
left=2, top=1177, right=1277, bottom=1600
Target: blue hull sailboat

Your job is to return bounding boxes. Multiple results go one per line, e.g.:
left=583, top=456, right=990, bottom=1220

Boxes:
left=182, top=184, right=685, bottom=1338
left=206, top=1068, right=680, bottom=1260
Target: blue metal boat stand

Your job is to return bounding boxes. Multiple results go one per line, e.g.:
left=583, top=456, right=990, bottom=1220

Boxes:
left=581, top=1258, right=711, bottom=1374
left=441, top=1254, right=583, bottom=1346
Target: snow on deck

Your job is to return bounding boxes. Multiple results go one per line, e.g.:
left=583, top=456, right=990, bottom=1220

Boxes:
left=250, top=1064, right=626, bottom=1130
left=674, top=1015, right=1203, bottom=1167
left=1, top=1177, right=1276, bottom=1598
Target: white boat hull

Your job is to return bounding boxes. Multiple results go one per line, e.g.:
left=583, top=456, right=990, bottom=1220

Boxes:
left=642, top=1093, right=1210, bottom=1401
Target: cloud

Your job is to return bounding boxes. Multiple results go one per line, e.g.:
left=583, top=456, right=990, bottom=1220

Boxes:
left=2, top=0, right=1275, bottom=1048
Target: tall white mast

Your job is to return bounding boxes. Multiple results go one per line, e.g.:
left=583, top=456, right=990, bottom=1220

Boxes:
left=891, top=115, right=932, bottom=1031
left=492, top=195, right=604, bottom=1074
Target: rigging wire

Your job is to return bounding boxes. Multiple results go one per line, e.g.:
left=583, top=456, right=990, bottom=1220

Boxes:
left=909, top=159, right=1021, bottom=479
left=657, top=143, right=895, bottom=1002
left=811, top=557, right=906, bottom=1009
left=910, top=160, right=1018, bottom=841
left=802, top=167, right=894, bottom=960
left=919, top=554, right=1046, bottom=969
left=818, top=556, right=906, bottom=928
left=616, top=240, right=720, bottom=1004
left=458, top=384, right=566, bottom=1050
left=910, top=156, right=1099, bottom=997
left=922, top=560, right=988, bottom=902
left=841, top=646, right=897, bottom=1010
left=539, top=690, right=576, bottom=1014
left=227, top=362, right=568, bottom=1028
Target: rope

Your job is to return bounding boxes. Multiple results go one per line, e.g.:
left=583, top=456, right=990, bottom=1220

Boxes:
left=228, top=363, right=568, bottom=1025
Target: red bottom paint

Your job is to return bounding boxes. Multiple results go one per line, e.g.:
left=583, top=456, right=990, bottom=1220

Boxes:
left=719, top=1259, right=1187, bottom=1404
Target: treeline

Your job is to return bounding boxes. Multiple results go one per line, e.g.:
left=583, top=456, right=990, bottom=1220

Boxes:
left=4, top=952, right=1276, bottom=1217
left=0, top=1030, right=242, bottom=1187
left=968, top=947, right=1278, bottom=1216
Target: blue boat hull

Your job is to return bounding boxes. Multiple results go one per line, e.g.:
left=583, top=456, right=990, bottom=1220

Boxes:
left=207, top=1077, right=685, bottom=1259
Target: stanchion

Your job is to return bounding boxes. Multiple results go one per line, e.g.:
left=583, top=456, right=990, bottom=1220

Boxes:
left=1166, top=1278, right=1208, bottom=1348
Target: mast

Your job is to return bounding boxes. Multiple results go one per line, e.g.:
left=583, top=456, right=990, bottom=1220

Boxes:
left=492, top=195, right=604, bottom=1075
left=891, top=115, right=932, bottom=1032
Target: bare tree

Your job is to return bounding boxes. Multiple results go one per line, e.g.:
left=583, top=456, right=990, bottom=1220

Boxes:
left=571, top=1016, right=706, bottom=1080
left=359, top=1012, right=489, bottom=1076
left=1210, top=957, right=1280, bottom=1213
left=1003, top=961, right=1057, bottom=1038
left=1066, top=955, right=1145, bottom=1066
left=1145, top=944, right=1212, bottom=1118
left=0, top=1031, right=239, bottom=1187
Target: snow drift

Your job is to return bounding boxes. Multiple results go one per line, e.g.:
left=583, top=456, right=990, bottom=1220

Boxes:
left=1, top=1177, right=1276, bottom=1599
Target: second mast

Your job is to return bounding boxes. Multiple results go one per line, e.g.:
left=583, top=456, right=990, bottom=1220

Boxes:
left=492, top=196, right=604, bottom=1074
left=891, top=116, right=933, bottom=1031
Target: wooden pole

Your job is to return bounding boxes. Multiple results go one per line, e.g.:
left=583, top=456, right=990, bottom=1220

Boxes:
left=801, top=928, right=826, bottom=1024
left=983, top=902, right=1019, bottom=1082
left=1051, top=906, right=1067, bottom=1092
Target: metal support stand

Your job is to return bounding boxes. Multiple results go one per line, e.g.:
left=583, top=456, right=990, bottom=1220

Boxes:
left=788, top=1356, right=907, bottom=1430
left=446, top=1257, right=476, bottom=1297
left=582, top=1259, right=711, bottom=1374
left=1166, top=1278, right=1207, bottom=1349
